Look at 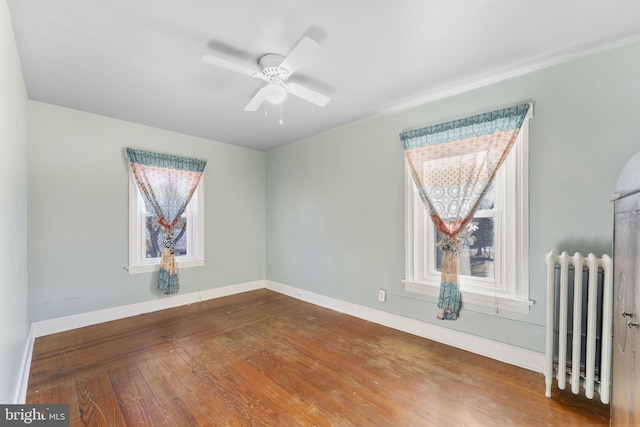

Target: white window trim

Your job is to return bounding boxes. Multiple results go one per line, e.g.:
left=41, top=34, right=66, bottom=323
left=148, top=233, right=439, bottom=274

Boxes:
left=403, top=108, right=533, bottom=315
left=127, top=168, right=205, bottom=274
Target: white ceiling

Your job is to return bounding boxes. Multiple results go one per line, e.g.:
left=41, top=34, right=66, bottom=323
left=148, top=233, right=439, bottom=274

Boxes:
left=8, top=0, right=640, bottom=151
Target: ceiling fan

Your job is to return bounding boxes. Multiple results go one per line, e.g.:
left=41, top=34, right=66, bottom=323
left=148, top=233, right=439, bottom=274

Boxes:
left=202, top=36, right=330, bottom=113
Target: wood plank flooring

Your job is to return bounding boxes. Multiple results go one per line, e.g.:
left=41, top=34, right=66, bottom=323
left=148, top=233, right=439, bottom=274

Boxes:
left=27, top=289, right=609, bottom=426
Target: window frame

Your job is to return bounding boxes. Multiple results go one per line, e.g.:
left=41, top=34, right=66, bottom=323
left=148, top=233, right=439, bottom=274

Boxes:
left=403, top=111, right=533, bottom=315
left=127, top=168, right=205, bottom=274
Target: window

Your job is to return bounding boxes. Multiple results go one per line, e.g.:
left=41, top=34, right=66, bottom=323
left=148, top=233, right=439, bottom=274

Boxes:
left=128, top=170, right=205, bottom=274
left=403, top=115, right=533, bottom=314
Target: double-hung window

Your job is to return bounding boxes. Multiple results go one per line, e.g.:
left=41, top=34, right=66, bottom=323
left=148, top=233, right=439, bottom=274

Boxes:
left=127, top=170, right=205, bottom=274
left=404, top=110, right=533, bottom=314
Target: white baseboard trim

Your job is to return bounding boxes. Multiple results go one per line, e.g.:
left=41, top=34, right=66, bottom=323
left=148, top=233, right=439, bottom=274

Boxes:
left=31, top=280, right=266, bottom=338
left=265, top=280, right=546, bottom=373
left=13, top=325, right=35, bottom=404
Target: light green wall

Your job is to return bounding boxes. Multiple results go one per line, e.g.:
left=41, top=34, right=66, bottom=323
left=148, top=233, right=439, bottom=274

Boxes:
left=0, top=0, right=29, bottom=402
left=28, top=102, right=266, bottom=322
left=266, top=40, right=640, bottom=353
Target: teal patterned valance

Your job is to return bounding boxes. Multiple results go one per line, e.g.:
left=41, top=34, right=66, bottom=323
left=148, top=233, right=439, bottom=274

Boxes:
left=400, top=103, right=530, bottom=150
left=126, top=148, right=206, bottom=173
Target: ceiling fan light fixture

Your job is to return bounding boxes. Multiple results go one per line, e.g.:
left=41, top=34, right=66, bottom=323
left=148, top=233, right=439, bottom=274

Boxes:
left=203, top=36, right=329, bottom=112
left=264, top=82, right=287, bottom=105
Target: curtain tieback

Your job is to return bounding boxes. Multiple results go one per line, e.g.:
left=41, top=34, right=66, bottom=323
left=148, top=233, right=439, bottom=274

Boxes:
left=158, top=217, right=179, bottom=228
left=437, top=235, right=463, bottom=253
left=162, top=233, right=175, bottom=254
left=158, top=219, right=175, bottom=255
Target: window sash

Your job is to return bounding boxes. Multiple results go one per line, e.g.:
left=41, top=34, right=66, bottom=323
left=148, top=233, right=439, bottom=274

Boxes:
left=416, top=167, right=505, bottom=294
left=141, top=188, right=196, bottom=259
left=128, top=171, right=205, bottom=274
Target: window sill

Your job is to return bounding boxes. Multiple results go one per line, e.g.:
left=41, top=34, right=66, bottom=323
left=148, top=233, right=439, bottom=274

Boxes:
left=402, top=279, right=533, bottom=315
left=127, top=257, right=205, bottom=275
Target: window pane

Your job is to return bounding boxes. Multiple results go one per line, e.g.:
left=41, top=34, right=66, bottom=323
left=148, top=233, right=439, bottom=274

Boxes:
left=434, top=217, right=495, bottom=279
left=478, top=181, right=496, bottom=210
left=145, top=216, right=187, bottom=259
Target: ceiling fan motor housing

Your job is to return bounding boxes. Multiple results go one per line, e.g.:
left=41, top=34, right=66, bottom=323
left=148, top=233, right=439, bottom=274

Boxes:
left=259, top=54, right=290, bottom=80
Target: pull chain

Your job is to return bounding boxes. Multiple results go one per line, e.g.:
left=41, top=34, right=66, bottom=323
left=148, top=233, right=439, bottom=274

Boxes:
left=279, top=103, right=284, bottom=125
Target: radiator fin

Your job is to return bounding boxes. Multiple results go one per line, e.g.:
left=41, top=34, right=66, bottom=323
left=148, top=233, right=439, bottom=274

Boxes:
left=544, top=251, right=613, bottom=404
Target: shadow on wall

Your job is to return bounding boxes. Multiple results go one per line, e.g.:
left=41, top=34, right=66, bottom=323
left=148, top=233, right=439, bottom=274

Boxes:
left=555, top=238, right=612, bottom=257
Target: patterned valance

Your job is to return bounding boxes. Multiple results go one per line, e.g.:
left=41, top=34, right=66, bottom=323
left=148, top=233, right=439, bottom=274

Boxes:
left=400, top=104, right=530, bottom=149
left=126, top=148, right=207, bottom=173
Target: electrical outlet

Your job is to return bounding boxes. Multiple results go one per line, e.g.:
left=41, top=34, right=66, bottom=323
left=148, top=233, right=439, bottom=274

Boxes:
left=378, top=289, right=387, bottom=302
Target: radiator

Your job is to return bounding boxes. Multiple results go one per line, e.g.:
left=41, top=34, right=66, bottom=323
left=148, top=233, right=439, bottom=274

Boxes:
left=544, top=251, right=613, bottom=404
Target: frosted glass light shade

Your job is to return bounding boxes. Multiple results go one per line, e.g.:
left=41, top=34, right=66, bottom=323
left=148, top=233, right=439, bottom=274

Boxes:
left=264, top=83, right=287, bottom=105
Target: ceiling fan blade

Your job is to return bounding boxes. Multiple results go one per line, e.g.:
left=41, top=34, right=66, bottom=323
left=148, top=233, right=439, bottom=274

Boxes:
left=202, top=54, right=262, bottom=78
left=286, top=83, right=330, bottom=107
left=279, top=36, right=319, bottom=75
left=244, top=87, right=266, bottom=111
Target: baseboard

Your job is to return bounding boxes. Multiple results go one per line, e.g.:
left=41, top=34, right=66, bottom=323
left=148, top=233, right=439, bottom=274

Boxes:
left=12, top=325, right=35, bottom=404
left=30, top=280, right=266, bottom=338
left=265, top=280, right=546, bottom=373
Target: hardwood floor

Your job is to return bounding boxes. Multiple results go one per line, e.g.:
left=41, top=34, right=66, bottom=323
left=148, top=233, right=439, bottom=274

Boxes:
left=27, top=289, right=609, bottom=426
